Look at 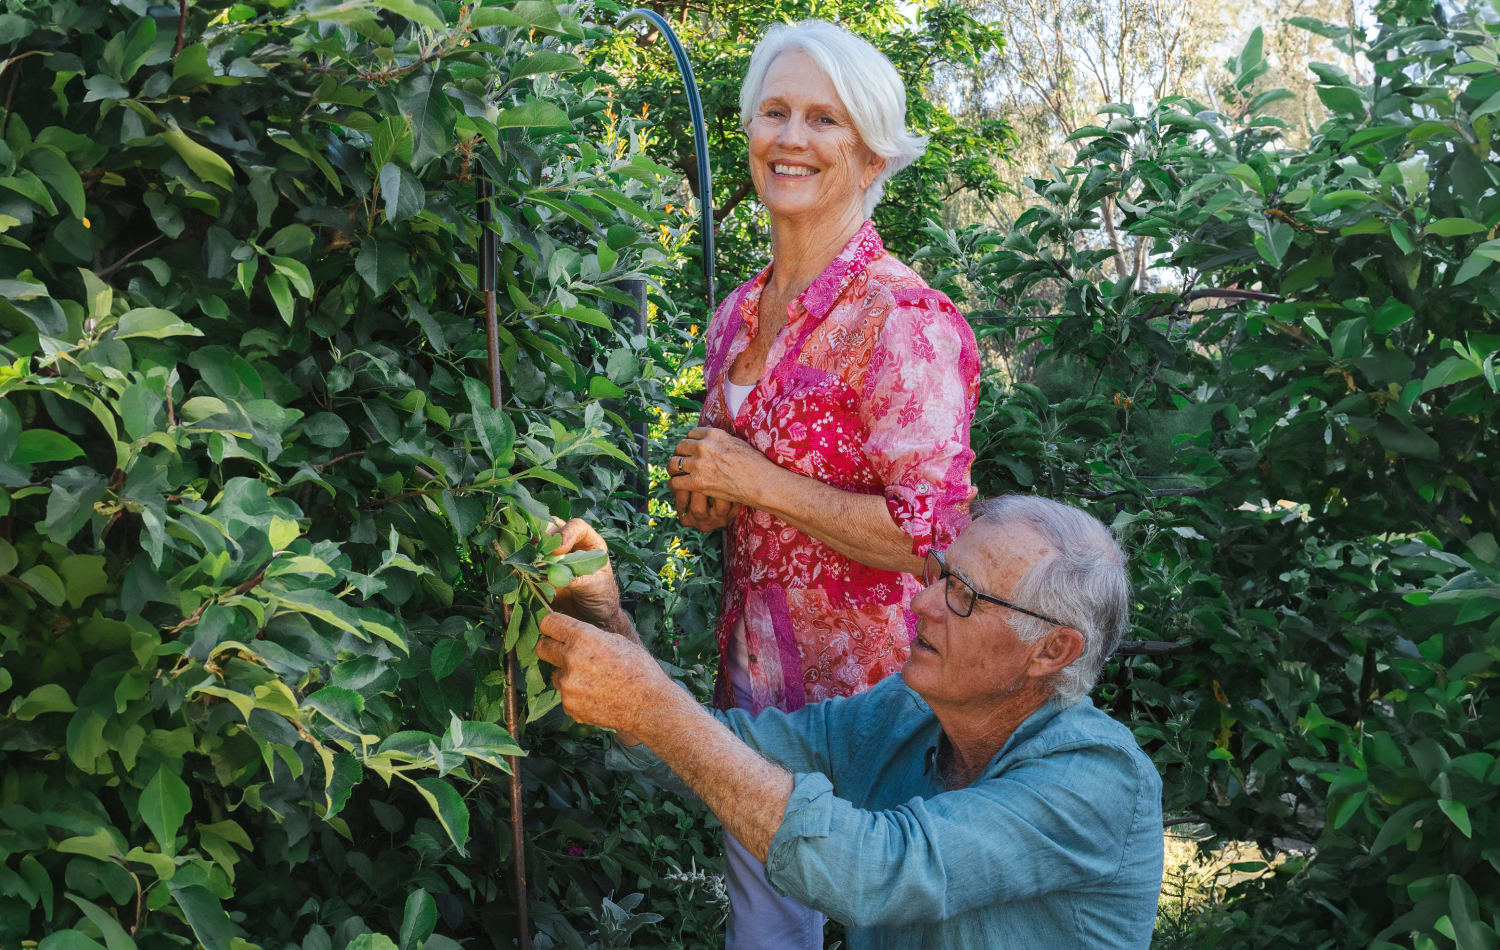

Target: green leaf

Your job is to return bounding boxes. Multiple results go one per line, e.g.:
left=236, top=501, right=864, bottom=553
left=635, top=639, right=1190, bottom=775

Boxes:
left=1425, top=217, right=1488, bottom=237
left=355, top=240, right=409, bottom=294
left=139, top=767, right=192, bottom=854
left=413, top=777, right=469, bottom=853
left=430, top=638, right=465, bottom=681
left=169, top=885, right=233, bottom=950
left=266, top=272, right=294, bottom=324
left=159, top=122, right=235, bottom=190
left=65, top=894, right=139, bottom=950
left=19, top=565, right=66, bottom=605
left=348, top=937, right=398, bottom=950
left=1316, top=85, right=1366, bottom=115
left=302, top=412, right=350, bottom=448
left=373, top=0, right=444, bottom=30
left=462, top=376, right=516, bottom=466
left=379, top=162, right=425, bottom=223
left=116, top=307, right=203, bottom=340
left=508, top=51, right=584, bottom=80
left=399, top=889, right=437, bottom=950
left=305, top=685, right=366, bottom=735
left=493, top=100, right=573, bottom=131
left=325, top=753, right=362, bottom=820
left=13, top=429, right=84, bottom=463
left=1372, top=298, right=1415, bottom=333
left=9, top=683, right=76, bottom=719
left=25, top=147, right=85, bottom=219
left=1438, top=799, right=1473, bottom=837
left=38, top=932, right=107, bottom=950
left=1376, top=415, right=1440, bottom=460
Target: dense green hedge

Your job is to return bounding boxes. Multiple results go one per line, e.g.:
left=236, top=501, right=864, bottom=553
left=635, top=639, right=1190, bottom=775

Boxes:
left=0, top=0, right=707, bottom=945
left=918, top=5, right=1498, bottom=946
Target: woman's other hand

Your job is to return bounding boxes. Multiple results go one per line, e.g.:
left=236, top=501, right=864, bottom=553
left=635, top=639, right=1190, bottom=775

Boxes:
left=672, top=488, right=741, bottom=532
left=670, top=427, right=771, bottom=513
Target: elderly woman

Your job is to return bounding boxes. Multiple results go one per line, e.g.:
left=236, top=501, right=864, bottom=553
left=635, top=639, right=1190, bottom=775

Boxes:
left=664, top=19, right=980, bottom=947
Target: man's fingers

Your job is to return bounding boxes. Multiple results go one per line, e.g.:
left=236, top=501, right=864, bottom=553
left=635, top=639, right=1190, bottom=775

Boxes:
left=545, top=517, right=604, bottom=555
left=535, top=634, right=563, bottom=667
left=539, top=610, right=592, bottom=647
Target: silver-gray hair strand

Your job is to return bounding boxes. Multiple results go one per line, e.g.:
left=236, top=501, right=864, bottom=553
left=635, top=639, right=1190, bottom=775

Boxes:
left=739, top=19, right=928, bottom=219
left=972, top=495, right=1131, bottom=705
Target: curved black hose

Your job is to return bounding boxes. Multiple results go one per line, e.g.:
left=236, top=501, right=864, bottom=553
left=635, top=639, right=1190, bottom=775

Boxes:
left=618, top=8, right=716, bottom=312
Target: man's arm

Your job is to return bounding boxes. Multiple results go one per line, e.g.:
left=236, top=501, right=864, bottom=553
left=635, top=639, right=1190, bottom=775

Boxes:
left=535, top=612, right=793, bottom=860
left=764, top=742, right=1161, bottom=927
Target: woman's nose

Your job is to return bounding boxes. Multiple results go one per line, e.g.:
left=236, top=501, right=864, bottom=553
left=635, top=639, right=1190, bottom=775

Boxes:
left=776, top=115, right=808, bottom=148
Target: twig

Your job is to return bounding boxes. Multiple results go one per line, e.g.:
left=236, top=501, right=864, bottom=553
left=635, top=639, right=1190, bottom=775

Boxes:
left=174, top=0, right=188, bottom=57
left=166, top=566, right=266, bottom=636
left=315, top=449, right=366, bottom=471
left=1117, top=640, right=1193, bottom=656
left=98, top=235, right=166, bottom=279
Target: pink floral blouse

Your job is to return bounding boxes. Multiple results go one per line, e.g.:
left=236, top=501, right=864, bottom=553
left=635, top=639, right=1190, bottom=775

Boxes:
left=700, top=221, right=980, bottom=714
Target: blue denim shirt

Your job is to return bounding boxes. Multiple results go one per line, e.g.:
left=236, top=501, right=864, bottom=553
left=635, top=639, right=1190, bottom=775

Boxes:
left=662, top=673, right=1163, bottom=948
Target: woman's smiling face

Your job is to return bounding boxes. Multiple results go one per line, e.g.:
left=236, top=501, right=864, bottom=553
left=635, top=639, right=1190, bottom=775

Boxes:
left=746, top=49, right=885, bottom=227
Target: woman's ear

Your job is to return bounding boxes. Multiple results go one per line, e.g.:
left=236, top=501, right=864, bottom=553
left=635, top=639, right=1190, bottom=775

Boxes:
left=862, top=154, right=887, bottom=191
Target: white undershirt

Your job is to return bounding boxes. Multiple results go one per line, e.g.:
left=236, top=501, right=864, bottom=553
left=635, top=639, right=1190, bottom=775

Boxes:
left=724, top=378, right=753, bottom=417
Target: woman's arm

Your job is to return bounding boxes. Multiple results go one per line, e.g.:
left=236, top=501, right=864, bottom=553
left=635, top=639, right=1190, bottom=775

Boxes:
left=672, top=428, right=921, bottom=574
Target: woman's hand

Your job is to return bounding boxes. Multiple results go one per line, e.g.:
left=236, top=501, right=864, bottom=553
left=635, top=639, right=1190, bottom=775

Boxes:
left=672, top=488, right=741, bottom=532
left=670, top=427, right=773, bottom=514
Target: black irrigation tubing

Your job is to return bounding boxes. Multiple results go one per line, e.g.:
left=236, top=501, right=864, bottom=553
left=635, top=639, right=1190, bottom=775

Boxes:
left=617, top=8, right=716, bottom=313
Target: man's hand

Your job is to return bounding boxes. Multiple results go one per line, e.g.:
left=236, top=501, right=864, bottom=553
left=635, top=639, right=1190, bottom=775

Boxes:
left=544, top=518, right=637, bottom=642
left=536, top=612, right=671, bottom=738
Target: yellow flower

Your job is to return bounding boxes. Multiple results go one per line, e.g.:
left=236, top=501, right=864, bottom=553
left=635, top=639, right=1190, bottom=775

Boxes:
left=82, top=217, right=91, bottom=229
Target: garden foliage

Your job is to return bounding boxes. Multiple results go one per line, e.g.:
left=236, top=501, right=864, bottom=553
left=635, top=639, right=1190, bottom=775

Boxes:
left=0, top=0, right=701, bottom=945
left=917, top=3, right=1498, bottom=945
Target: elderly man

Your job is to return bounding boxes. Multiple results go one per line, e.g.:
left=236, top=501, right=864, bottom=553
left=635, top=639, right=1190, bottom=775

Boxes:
left=537, top=495, right=1164, bottom=948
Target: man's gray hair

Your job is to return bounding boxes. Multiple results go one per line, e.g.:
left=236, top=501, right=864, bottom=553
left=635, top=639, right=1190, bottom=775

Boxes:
left=972, top=495, right=1131, bottom=705
left=739, top=19, right=928, bottom=218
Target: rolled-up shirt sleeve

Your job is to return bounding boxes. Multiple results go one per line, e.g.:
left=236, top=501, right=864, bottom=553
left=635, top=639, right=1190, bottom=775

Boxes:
left=764, top=741, right=1154, bottom=928
left=860, top=290, right=980, bottom=557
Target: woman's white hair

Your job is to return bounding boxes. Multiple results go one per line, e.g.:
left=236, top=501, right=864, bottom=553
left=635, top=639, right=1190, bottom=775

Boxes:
left=972, top=495, right=1131, bottom=705
left=739, top=19, right=928, bottom=219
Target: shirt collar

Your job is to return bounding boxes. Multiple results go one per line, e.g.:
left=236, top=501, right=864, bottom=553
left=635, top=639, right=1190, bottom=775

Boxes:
left=738, top=220, right=885, bottom=334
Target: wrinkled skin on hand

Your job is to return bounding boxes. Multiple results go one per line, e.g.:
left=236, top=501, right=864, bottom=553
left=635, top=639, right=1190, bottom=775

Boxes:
left=670, top=426, right=769, bottom=531
left=535, top=612, right=669, bottom=735
left=544, top=518, right=622, bottom=624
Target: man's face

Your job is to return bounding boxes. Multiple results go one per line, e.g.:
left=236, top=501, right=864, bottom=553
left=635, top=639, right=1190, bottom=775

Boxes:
left=903, top=520, right=1061, bottom=709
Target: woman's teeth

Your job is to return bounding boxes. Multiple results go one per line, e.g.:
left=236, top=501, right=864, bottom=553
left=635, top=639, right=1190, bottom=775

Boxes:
left=773, top=164, right=815, bottom=176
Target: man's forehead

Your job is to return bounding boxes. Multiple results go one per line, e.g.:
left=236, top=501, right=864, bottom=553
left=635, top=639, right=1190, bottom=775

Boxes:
left=949, top=519, right=1047, bottom=583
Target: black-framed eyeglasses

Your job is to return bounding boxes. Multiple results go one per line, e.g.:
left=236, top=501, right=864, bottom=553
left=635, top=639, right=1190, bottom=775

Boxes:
left=922, top=548, right=1068, bottom=626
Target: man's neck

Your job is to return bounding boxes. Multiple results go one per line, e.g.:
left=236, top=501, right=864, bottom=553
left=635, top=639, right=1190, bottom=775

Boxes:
left=765, top=205, right=866, bottom=301
left=932, top=680, right=1056, bottom=788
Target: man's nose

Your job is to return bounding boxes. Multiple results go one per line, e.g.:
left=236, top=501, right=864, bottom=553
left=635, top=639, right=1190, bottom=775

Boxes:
left=910, top=581, right=944, bottom=620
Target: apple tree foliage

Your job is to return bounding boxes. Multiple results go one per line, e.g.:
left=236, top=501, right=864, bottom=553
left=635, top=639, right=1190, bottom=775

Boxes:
left=0, top=0, right=700, bottom=945
left=916, top=2, right=1498, bottom=946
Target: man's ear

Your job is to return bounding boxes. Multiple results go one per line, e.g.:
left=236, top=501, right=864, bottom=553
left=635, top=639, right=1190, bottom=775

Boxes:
left=1031, top=627, right=1085, bottom=678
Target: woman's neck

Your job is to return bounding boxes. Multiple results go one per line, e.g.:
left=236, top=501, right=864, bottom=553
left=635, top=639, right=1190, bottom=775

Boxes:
left=765, top=202, right=867, bottom=300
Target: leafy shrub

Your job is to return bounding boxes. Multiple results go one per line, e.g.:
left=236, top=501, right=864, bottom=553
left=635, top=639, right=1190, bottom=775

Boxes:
left=919, top=6, right=1497, bottom=947
left=0, top=0, right=704, bottom=944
